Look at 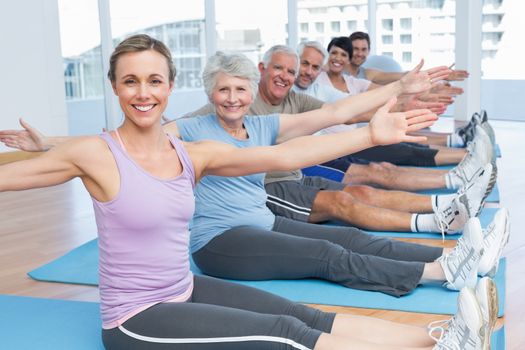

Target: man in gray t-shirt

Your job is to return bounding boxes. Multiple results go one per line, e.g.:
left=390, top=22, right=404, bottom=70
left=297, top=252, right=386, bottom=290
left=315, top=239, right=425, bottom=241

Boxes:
left=184, top=45, right=488, bottom=232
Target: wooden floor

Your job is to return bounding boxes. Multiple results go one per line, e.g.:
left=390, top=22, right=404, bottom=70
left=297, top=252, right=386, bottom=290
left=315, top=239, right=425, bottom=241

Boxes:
left=0, top=119, right=524, bottom=349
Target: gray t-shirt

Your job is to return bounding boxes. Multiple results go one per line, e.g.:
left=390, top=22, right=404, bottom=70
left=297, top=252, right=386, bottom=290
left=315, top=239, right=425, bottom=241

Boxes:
left=188, top=91, right=324, bottom=183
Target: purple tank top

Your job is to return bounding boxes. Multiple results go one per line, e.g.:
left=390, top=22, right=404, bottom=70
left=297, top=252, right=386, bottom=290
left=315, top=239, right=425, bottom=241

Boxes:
left=93, top=132, right=195, bottom=328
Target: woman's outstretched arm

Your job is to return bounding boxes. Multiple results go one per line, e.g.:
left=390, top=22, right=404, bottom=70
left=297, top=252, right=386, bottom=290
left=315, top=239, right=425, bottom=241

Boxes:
left=194, top=98, right=436, bottom=179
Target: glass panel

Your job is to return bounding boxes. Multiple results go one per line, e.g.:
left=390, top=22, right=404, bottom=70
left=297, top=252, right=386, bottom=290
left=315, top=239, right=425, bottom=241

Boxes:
left=215, top=0, right=288, bottom=64
left=58, top=0, right=104, bottom=101
left=481, top=0, right=524, bottom=79
left=400, top=34, right=412, bottom=44
left=110, top=0, right=206, bottom=90
left=58, top=0, right=106, bottom=135
left=297, top=0, right=369, bottom=49
left=382, top=35, right=393, bottom=44
left=331, top=21, right=341, bottom=32
left=481, top=0, right=525, bottom=121
left=375, top=0, right=456, bottom=70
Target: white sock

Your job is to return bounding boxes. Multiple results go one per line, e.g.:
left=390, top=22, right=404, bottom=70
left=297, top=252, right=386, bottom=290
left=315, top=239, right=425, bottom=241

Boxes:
left=410, top=213, right=438, bottom=232
left=445, top=169, right=463, bottom=189
left=431, top=194, right=456, bottom=213
left=447, top=132, right=465, bottom=148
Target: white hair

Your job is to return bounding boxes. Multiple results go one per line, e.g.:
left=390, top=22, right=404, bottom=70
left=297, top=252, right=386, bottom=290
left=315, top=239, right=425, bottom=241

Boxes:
left=261, top=45, right=299, bottom=76
left=297, top=41, right=328, bottom=65
left=202, top=51, right=260, bottom=100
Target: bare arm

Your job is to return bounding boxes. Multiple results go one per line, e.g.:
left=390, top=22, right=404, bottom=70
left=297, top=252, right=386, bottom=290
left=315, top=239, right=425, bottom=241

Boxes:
left=0, top=118, right=181, bottom=152
left=365, top=69, right=405, bottom=85
left=277, top=60, right=449, bottom=143
left=366, top=64, right=452, bottom=85
left=0, top=138, right=89, bottom=192
left=194, top=98, right=436, bottom=178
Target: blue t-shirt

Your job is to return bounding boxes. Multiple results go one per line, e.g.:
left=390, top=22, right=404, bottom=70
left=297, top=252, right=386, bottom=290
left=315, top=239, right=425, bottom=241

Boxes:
left=176, top=114, right=280, bottom=253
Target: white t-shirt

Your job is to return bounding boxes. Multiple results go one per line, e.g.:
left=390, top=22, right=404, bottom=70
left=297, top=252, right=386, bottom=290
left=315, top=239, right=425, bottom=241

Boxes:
left=316, top=71, right=371, bottom=96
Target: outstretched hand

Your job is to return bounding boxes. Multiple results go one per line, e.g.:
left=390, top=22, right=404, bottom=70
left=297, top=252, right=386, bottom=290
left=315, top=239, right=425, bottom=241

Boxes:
left=400, top=60, right=452, bottom=95
left=446, top=69, right=469, bottom=81
left=0, top=118, right=47, bottom=152
left=369, top=97, right=438, bottom=146
left=398, top=94, right=447, bottom=115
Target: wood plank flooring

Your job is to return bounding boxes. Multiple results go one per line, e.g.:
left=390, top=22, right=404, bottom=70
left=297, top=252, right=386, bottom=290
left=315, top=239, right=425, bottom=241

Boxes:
left=1, top=119, right=523, bottom=348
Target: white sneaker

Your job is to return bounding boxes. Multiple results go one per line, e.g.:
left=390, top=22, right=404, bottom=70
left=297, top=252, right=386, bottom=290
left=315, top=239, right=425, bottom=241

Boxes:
left=470, top=126, right=494, bottom=165
left=459, top=163, right=493, bottom=218
left=478, top=208, right=510, bottom=277
left=430, top=287, right=485, bottom=350
left=448, top=130, right=492, bottom=189
left=434, top=195, right=470, bottom=237
left=438, top=217, right=483, bottom=290
left=475, top=277, right=499, bottom=350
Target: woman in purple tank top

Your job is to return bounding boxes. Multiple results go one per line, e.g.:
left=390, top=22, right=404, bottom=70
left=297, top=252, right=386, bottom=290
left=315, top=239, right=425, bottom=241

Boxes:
left=0, top=35, right=491, bottom=350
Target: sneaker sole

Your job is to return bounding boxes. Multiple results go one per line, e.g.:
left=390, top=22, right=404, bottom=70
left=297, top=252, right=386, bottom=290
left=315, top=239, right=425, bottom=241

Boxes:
left=481, top=279, right=499, bottom=350
left=482, top=210, right=510, bottom=278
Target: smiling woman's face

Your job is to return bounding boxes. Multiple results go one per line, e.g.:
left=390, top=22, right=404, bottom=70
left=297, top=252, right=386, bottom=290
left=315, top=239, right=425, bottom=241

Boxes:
left=211, top=72, right=253, bottom=124
left=328, top=46, right=350, bottom=75
left=112, top=49, right=173, bottom=128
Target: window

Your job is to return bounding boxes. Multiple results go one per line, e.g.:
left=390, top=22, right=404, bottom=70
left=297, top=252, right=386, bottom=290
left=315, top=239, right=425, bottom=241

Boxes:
left=58, top=0, right=104, bottom=101
left=300, top=23, right=309, bottom=32
left=382, top=19, right=393, bottom=31
left=110, top=0, right=206, bottom=90
left=382, top=52, right=393, bottom=57
left=400, top=34, right=412, bottom=44
left=347, top=20, right=357, bottom=32
left=400, top=18, right=412, bottom=30
left=215, top=0, right=287, bottom=65
left=382, top=35, right=393, bottom=44
left=298, top=0, right=368, bottom=48
left=376, top=0, right=454, bottom=70
left=402, top=51, right=412, bottom=63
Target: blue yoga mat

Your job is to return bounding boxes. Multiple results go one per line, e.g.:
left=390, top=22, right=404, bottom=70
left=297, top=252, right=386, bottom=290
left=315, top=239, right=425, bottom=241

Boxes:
left=28, top=238, right=506, bottom=316
left=0, top=295, right=506, bottom=350
left=327, top=207, right=498, bottom=241
left=0, top=295, right=103, bottom=350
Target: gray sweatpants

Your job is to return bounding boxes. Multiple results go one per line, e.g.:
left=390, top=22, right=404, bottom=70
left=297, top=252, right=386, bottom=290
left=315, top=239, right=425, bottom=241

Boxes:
left=102, top=275, right=334, bottom=350
left=193, top=217, right=443, bottom=297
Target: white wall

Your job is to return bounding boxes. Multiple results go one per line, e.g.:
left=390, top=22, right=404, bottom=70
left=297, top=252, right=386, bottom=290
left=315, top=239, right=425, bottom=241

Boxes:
left=0, top=0, right=67, bottom=152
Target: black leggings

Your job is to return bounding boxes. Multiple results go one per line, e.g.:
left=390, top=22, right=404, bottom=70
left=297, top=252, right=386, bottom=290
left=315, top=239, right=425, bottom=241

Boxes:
left=351, top=143, right=438, bottom=166
left=193, top=217, right=442, bottom=297
left=102, top=275, right=334, bottom=350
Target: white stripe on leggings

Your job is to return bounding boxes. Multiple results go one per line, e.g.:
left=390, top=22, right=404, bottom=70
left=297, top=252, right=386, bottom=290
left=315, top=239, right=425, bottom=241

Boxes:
left=266, top=195, right=311, bottom=216
left=118, top=325, right=312, bottom=350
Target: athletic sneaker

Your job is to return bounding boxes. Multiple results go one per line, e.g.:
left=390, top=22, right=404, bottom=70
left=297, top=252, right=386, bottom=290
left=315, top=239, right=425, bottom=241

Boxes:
left=470, top=126, right=493, bottom=164
left=480, top=110, right=488, bottom=123
left=447, top=130, right=492, bottom=188
left=438, top=217, right=483, bottom=290
left=455, top=112, right=481, bottom=144
left=475, top=277, right=499, bottom=350
left=481, top=121, right=496, bottom=148
left=430, top=287, right=485, bottom=350
left=434, top=195, right=470, bottom=238
left=478, top=208, right=510, bottom=277
left=458, top=163, right=493, bottom=218
left=484, top=161, right=498, bottom=203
